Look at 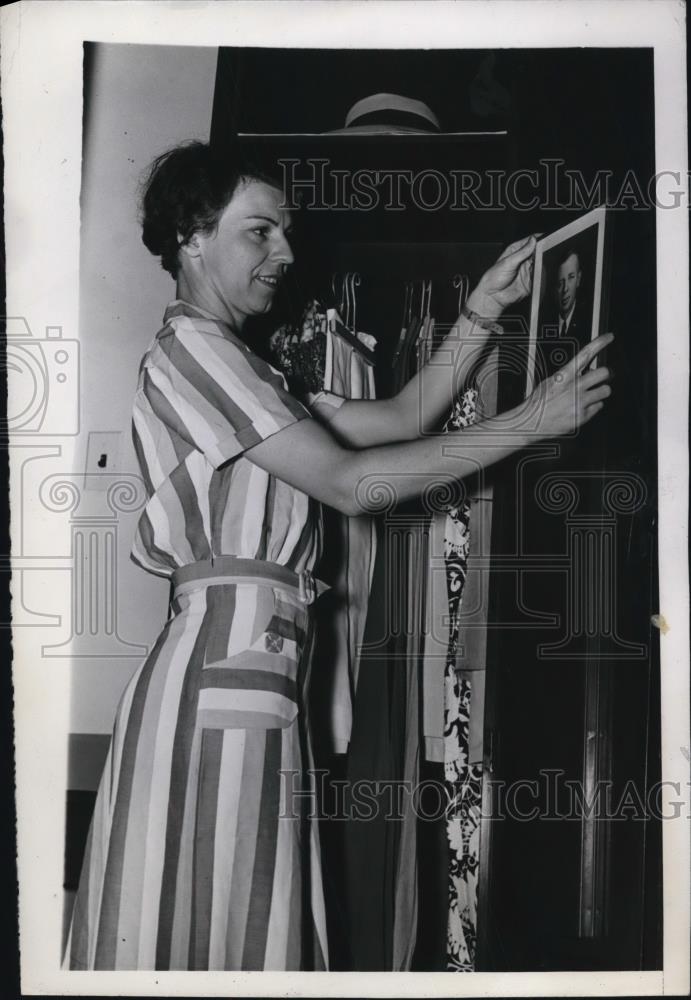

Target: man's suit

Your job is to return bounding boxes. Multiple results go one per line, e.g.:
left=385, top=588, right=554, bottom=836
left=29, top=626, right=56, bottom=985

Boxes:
left=541, top=298, right=591, bottom=377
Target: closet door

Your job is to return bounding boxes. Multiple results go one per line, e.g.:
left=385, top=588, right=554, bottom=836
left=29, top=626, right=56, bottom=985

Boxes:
left=472, top=47, right=661, bottom=972
left=476, top=222, right=661, bottom=972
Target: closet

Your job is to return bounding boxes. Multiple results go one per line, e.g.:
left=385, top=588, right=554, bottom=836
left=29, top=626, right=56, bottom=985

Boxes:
left=211, top=46, right=661, bottom=971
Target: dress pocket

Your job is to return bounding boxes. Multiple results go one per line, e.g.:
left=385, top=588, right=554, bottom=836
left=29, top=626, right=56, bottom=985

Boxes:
left=197, top=585, right=305, bottom=730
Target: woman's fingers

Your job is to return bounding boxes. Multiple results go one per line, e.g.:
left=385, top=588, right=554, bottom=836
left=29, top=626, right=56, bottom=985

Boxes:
left=582, top=401, right=606, bottom=421
left=519, top=257, right=534, bottom=289
left=502, top=235, right=537, bottom=269
left=481, top=236, right=538, bottom=304
left=579, top=365, right=611, bottom=390
left=579, top=332, right=614, bottom=369
left=582, top=382, right=612, bottom=404
left=498, top=234, right=534, bottom=259
left=559, top=333, right=614, bottom=382
left=537, top=332, right=613, bottom=434
left=499, top=232, right=542, bottom=260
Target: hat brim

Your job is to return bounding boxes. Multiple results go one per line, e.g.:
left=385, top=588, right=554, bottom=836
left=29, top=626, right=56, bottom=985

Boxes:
left=324, top=124, right=440, bottom=136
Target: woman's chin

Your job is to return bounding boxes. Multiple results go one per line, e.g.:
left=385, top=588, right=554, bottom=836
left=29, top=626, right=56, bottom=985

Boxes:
left=251, top=288, right=278, bottom=314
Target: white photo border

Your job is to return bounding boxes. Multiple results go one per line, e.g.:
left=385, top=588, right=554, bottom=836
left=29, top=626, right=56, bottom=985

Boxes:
left=526, top=205, right=608, bottom=396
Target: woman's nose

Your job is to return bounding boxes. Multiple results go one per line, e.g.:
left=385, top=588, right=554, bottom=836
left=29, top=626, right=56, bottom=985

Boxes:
left=272, top=233, right=294, bottom=266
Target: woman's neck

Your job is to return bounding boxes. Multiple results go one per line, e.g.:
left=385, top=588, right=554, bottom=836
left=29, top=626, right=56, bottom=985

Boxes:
left=176, top=272, right=244, bottom=333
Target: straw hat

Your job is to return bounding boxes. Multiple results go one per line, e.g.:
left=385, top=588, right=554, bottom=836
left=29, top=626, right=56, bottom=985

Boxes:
left=326, top=92, right=441, bottom=135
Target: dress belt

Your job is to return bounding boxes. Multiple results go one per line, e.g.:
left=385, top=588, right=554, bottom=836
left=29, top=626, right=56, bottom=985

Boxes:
left=171, top=555, right=329, bottom=606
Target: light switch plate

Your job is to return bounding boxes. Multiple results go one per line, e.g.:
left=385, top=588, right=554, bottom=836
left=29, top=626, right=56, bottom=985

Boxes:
left=84, top=431, right=122, bottom=488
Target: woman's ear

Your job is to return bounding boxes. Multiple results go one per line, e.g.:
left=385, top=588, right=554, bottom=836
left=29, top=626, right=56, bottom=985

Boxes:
left=177, top=231, right=202, bottom=261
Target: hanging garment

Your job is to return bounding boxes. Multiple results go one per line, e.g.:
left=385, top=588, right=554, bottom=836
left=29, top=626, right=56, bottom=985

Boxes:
left=439, top=338, right=500, bottom=970
left=441, top=388, right=484, bottom=972
left=65, top=300, right=329, bottom=971
left=392, top=520, right=429, bottom=971
left=270, top=302, right=378, bottom=754
left=346, top=302, right=436, bottom=971
left=309, top=311, right=378, bottom=753
left=391, top=312, right=435, bottom=969
left=386, top=329, right=485, bottom=971
left=269, top=300, right=378, bottom=971
left=343, top=514, right=409, bottom=971
left=344, top=302, right=417, bottom=970
left=345, top=294, right=484, bottom=972
left=267, top=299, right=328, bottom=397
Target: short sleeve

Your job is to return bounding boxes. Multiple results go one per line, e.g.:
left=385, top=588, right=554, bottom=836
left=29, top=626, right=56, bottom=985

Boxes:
left=305, top=389, right=347, bottom=425
left=145, top=316, right=311, bottom=468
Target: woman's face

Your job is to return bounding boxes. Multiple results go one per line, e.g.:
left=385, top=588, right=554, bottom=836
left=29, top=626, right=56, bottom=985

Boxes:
left=191, top=178, right=294, bottom=328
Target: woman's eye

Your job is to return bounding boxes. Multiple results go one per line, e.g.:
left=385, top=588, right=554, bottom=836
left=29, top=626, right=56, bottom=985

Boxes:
left=252, top=227, right=268, bottom=239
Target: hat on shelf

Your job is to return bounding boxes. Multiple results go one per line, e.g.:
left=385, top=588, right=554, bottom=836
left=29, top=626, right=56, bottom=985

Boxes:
left=326, top=93, right=441, bottom=135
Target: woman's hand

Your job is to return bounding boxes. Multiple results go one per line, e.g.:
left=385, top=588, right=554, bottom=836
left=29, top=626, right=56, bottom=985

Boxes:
left=466, top=234, right=539, bottom=320
left=529, top=333, right=614, bottom=439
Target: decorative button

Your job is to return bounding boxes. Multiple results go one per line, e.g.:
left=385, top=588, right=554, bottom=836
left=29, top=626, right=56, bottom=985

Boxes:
left=265, top=631, right=284, bottom=654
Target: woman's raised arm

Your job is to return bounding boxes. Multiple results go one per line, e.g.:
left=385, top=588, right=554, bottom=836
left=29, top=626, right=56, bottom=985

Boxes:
left=245, top=333, right=613, bottom=517
left=318, top=235, right=538, bottom=448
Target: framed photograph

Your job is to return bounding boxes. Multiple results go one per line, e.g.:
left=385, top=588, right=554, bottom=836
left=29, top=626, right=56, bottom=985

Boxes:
left=526, top=205, right=609, bottom=396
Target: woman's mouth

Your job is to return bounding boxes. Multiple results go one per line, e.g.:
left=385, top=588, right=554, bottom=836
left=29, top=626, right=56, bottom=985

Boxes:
left=256, top=274, right=280, bottom=290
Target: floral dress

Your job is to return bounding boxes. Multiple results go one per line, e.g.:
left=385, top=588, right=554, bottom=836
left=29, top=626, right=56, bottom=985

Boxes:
left=443, top=387, right=484, bottom=971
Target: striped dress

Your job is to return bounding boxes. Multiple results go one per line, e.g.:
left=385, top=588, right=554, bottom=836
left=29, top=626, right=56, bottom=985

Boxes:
left=66, top=300, right=329, bottom=971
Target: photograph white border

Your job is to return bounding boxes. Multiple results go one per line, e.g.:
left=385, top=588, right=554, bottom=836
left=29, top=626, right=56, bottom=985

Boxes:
left=2, top=1, right=688, bottom=996
left=526, top=205, right=608, bottom=395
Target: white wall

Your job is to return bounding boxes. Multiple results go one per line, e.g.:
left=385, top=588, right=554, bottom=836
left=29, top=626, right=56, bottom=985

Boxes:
left=70, top=43, right=218, bottom=734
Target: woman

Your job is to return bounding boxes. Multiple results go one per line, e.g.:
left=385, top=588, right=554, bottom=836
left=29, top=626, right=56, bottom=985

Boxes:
left=65, top=141, right=612, bottom=971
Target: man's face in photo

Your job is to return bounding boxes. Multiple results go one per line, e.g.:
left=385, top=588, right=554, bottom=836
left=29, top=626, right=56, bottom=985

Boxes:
left=556, top=251, right=582, bottom=318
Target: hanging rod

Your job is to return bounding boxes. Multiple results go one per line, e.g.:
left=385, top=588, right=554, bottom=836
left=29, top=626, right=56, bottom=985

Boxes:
left=234, top=130, right=509, bottom=139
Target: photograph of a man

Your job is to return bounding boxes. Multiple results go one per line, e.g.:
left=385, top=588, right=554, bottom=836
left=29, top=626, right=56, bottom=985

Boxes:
left=534, top=222, right=600, bottom=379
left=555, top=245, right=584, bottom=338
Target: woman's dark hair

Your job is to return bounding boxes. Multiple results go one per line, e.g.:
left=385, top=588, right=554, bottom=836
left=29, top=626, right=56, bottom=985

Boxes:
left=140, top=141, right=283, bottom=278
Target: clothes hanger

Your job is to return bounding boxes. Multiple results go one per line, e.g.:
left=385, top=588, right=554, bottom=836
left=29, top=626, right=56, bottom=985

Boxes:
left=453, top=273, right=470, bottom=314
left=417, top=279, right=434, bottom=366
left=400, top=281, right=411, bottom=330
left=346, top=272, right=354, bottom=329
left=400, top=279, right=426, bottom=379
left=349, top=272, right=362, bottom=332
left=328, top=271, right=375, bottom=363
left=411, top=278, right=425, bottom=324
left=423, top=278, right=433, bottom=317
left=405, top=279, right=415, bottom=328
left=392, top=281, right=413, bottom=369
left=331, top=272, right=346, bottom=320
left=342, top=271, right=353, bottom=330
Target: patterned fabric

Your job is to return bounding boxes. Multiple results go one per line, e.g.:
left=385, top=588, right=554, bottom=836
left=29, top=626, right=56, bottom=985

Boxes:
left=65, top=299, right=329, bottom=970
left=268, top=300, right=328, bottom=396
left=442, top=387, right=483, bottom=972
